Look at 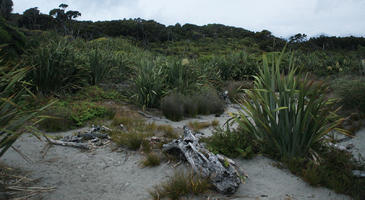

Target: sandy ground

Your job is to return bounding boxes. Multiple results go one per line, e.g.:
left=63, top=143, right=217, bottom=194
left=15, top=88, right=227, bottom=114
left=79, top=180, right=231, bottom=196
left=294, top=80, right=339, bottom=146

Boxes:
left=1, top=104, right=361, bottom=200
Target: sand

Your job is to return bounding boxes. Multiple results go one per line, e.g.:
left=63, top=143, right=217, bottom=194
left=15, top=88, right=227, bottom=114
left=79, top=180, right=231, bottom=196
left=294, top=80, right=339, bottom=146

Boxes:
left=1, top=104, right=359, bottom=200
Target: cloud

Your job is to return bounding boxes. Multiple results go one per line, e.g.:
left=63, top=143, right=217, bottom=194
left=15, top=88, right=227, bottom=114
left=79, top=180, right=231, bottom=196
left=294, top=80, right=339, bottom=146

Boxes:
left=12, top=0, right=365, bottom=37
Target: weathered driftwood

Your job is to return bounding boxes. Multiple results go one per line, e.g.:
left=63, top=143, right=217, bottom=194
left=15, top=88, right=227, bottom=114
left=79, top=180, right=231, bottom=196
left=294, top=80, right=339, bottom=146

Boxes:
left=48, top=138, right=90, bottom=150
left=46, top=125, right=110, bottom=150
left=162, top=126, right=246, bottom=194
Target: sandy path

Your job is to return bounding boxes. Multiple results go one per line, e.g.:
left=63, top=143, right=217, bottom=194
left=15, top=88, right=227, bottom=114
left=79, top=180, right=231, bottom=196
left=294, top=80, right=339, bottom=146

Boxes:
left=1, top=104, right=358, bottom=200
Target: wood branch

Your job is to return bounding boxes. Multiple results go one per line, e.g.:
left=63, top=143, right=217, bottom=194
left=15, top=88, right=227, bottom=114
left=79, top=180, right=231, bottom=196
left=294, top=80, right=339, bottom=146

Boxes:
left=162, top=126, right=245, bottom=194
left=47, top=138, right=90, bottom=150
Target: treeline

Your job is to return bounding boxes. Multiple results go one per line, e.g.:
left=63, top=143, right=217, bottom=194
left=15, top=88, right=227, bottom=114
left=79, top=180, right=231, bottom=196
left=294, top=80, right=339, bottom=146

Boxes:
left=4, top=4, right=364, bottom=53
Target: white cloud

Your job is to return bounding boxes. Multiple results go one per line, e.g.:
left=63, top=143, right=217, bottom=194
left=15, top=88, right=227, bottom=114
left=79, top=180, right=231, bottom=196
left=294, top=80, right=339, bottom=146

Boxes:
left=12, top=0, right=365, bottom=37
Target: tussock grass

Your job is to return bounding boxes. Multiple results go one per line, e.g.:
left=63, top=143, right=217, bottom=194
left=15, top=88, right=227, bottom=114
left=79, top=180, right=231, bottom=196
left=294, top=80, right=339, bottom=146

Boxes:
left=149, top=170, right=211, bottom=200
left=141, top=152, right=161, bottom=167
left=111, top=131, right=152, bottom=151
left=187, top=120, right=218, bottom=132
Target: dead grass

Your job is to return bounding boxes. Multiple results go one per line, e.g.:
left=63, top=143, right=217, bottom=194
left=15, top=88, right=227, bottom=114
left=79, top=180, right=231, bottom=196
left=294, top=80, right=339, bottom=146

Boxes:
left=141, top=152, right=162, bottom=167
left=149, top=170, right=211, bottom=200
left=0, top=163, right=55, bottom=199
left=188, top=120, right=219, bottom=132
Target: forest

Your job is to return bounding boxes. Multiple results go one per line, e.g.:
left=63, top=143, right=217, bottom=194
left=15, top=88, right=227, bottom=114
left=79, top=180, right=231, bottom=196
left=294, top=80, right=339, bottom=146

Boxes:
left=1, top=1, right=365, bottom=200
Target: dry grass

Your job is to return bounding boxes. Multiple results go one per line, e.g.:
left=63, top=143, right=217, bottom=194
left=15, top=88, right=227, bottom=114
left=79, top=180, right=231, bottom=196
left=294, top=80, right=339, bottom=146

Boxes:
left=0, top=163, right=55, bottom=199
left=141, top=152, right=162, bottom=167
left=149, top=170, right=211, bottom=200
left=188, top=120, right=219, bottom=132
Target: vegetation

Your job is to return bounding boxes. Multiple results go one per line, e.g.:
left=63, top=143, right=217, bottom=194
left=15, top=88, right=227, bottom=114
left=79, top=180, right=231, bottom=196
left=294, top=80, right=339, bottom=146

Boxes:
left=204, top=126, right=260, bottom=158
left=332, top=76, right=365, bottom=114
left=1, top=2, right=365, bottom=198
left=141, top=152, right=162, bottom=167
left=231, top=51, right=348, bottom=159
left=149, top=170, right=211, bottom=200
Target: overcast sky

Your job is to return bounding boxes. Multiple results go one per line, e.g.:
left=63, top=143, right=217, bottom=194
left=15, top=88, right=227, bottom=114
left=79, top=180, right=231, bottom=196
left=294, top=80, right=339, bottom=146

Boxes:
left=12, top=0, right=365, bottom=38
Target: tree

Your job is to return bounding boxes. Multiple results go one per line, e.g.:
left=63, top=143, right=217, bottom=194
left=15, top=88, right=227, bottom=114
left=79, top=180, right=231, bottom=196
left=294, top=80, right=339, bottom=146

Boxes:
left=21, top=7, right=40, bottom=29
left=289, top=33, right=307, bottom=43
left=49, top=3, right=81, bottom=35
left=0, top=0, right=13, bottom=19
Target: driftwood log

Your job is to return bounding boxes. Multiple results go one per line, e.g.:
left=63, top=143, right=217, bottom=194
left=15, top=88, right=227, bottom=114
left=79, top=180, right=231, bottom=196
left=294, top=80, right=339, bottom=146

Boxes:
left=162, top=126, right=246, bottom=194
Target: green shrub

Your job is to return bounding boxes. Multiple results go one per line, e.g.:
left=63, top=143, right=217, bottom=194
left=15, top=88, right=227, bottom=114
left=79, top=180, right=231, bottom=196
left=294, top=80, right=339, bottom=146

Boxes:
left=161, top=88, right=224, bottom=121
left=332, top=77, right=365, bottom=113
left=131, top=58, right=166, bottom=108
left=39, top=100, right=114, bottom=131
left=283, top=147, right=365, bottom=199
left=231, top=51, right=348, bottom=159
left=87, top=48, right=114, bottom=85
left=161, top=93, right=185, bottom=121
left=70, top=101, right=114, bottom=126
left=204, top=126, right=259, bottom=158
left=164, top=58, right=201, bottom=93
left=195, top=88, right=224, bottom=115
left=149, top=170, right=211, bottom=200
left=25, top=39, right=89, bottom=95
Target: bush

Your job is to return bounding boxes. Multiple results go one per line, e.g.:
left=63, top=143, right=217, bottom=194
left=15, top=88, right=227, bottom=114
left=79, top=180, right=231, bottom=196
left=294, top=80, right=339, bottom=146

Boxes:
left=131, top=58, right=166, bottom=108
left=39, top=100, right=114, bottom=131
left=161, top=88, right=224, bottom=121
left=149, top=170, right=211, bottom=200
left=204, top=126, right=259, bottom=158
left=332, top=77, right=365, bottom=114
left=231, top=51, right=348, bottom=159
left=25, top=39, right=89, bottom=95
left=195, top=88, right=224, bottom=115
left=161, top=93, right=185, bottom=121
left=282, top=147, right=365, bottom=199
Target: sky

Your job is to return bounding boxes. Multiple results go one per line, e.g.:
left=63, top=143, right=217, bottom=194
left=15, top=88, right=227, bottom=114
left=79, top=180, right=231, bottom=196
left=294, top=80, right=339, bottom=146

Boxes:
left=12, top=0, right=365, bottom=38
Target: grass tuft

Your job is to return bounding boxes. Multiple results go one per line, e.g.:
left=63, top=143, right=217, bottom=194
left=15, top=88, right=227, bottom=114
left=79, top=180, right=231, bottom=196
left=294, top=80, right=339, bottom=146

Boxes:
left=149, top=170, right=211, bottom=200
left=141, top=152, right=161, bottom=167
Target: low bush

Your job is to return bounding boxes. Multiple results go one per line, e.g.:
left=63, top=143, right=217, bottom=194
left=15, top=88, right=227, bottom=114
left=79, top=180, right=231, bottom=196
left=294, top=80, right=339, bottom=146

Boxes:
left=161, top=93, right=185, bottom=121
left=39, top=100, right=115, bottom=132
left=332, top=77, right=365, bottom=114
left=231, top=51, right=348, bottom=159
left=282, top=147, right=365, bottom=199
left=149, top=170, right=211, bottom=200
left=161, top=88, right=224, bottom=121
left=24, top=39, right=89, bottom=95
left=203, top=126, right=260, bottom=158
left=131, top=58, right=166, bottom=108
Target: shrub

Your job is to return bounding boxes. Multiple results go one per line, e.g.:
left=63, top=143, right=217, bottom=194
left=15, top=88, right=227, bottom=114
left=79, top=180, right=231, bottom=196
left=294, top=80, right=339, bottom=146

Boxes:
left=332, top=77, right=365, bottom=114
left=283, top=147, right=365, bottom=199
left=87, top=48, right=114, bottom=85
left=161, top=88, right=225, bottom=121
left=164, top=58, right=200, bottom=93
left=149, top=170, right=211, bottom=200
left=204, top=126, right=259, bottom=158
left=195, top=88, right=224, bottom=115
left=39, top=100, right=114, bottom=131
left=25, top=39, right=89, bottom=95
left=161, top=93, right=185, bottom=121
left=231, top=51, right=348, bottom=159
left=131, top=58, right=166, bottom=108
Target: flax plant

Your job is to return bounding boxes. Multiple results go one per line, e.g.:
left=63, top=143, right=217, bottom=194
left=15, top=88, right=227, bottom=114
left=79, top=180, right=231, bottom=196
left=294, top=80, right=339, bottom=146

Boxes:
left=231, top=50, right=349, bottom=159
